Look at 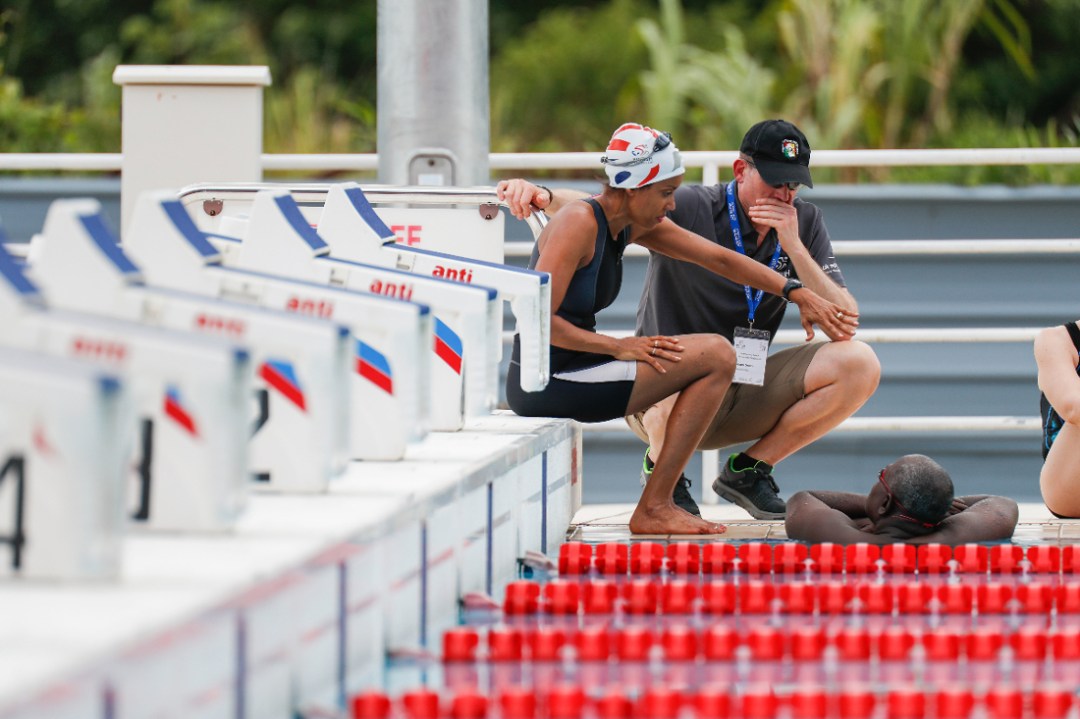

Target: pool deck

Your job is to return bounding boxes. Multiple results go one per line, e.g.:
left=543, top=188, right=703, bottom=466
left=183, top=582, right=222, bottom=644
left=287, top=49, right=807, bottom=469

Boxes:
left=569, top=502, right=1076, bottom=544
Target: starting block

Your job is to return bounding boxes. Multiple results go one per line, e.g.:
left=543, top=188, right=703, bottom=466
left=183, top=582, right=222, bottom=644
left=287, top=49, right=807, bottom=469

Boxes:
left=317, top=184, right=549, bottom=392
left=26, top=199, right=352, bottom=493
left=122, top=191, right=431, bottom=461
left=212, top=189, right=500, bottom=429
left=179, top=183, right=552, bottom=392
left=0, top=240, right=251, bottom=533
left=0, top=347, right=130, bottom=580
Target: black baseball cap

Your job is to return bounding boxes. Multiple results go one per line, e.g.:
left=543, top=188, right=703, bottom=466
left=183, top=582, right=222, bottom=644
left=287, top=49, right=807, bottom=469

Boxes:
left=739, top=119, right=813, bottom=188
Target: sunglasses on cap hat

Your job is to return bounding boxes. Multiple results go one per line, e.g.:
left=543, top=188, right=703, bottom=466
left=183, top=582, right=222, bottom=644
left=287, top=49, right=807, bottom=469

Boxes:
left=744, top=159, right=801, bottom=192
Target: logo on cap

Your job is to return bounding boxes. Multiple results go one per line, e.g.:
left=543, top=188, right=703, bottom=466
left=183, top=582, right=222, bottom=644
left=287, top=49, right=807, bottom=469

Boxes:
left=781, top=139, right=799, bottom=159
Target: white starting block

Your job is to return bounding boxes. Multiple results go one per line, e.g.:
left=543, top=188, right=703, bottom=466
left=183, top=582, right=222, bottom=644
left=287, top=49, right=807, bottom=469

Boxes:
left=0, top=241, right=251, bottom=534
left=211, top=190, right=500, bottom=429
left=0, top=347, right=130, bottom=580
left=122, top=191, right=432, bottom=461
left=179, top=183, right=552, bottom=392
left=318, top=184, right=551, bottom=392
left=25, top=199, right=352, bottom=494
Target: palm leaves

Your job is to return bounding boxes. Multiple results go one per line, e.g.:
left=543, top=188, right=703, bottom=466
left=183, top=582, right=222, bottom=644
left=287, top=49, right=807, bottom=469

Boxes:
left=635, top=0, right=1035, bottom=156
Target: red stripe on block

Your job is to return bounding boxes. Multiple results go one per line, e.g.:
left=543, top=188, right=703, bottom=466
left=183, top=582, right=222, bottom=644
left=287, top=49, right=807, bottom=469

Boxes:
left=357, top=359, right=394, bottom=395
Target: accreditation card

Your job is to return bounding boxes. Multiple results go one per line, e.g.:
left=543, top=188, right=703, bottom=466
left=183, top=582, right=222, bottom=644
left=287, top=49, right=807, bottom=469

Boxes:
left=733, top=327, right=770, bottom=386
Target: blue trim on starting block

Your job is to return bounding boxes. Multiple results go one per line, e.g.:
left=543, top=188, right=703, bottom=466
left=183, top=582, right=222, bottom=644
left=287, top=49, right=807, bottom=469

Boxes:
left=79, top=213, right=140, bottom=277
left=275, top=196, right=329, bottom=255
left=162, top=201, right=222, bottom=261
left=0, top=242, right=40, bottom=297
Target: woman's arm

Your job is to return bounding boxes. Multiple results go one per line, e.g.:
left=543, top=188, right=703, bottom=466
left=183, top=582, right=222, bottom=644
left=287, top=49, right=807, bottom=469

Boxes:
left=532, top=204, right=675, bottom=373
left=634, top=219, right=859, bottom=341
left=1035, top=323, right=1080, bottom=425
left=496, top=179, right=588, bottom=220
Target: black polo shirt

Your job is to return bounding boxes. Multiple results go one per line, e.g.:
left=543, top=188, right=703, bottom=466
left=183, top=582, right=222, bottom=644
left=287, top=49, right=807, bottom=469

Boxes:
left=636, top=182, right=845, bottom=342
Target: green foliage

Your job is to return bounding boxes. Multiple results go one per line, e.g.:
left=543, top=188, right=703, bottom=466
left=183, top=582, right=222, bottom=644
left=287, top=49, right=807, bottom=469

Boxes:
left=264, top=65, right=376, bottom=157
left=0, top=76, right=71, bottom=152
left=120, top=0, right=266, bottom=66
left=248, top=1, right=376, bottom=100
left=490, top=0, right=649, bottom=153
left=890, top=112, right=1080, bottom=186
left=0, top=0, right=374, bottom=156
left=775, top=0, right=887, bottom=150
left=636, top=0, right=776, bottom=149
left=0, top=0, right=1077, bottom=186
left=0, top=15, right=119, bottom=154
left=1, top=0, right=148, bottom=97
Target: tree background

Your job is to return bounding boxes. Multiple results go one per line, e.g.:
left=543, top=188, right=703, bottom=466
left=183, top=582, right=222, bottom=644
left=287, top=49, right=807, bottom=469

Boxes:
left=1, top=0, right=1078, bottom=183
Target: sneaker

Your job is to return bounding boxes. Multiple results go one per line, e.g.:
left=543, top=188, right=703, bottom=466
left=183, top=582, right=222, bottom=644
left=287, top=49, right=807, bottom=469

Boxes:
left=640, top=447, right=701, bottom=517
left=712, top=454, right=786, bottom=519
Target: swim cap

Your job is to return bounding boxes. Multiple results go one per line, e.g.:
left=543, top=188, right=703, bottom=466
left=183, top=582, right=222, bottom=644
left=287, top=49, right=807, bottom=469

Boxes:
left=602, top=123, right=685, bottom=189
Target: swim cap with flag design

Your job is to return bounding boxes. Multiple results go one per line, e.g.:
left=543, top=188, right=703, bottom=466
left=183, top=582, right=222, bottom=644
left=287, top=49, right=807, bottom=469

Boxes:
left=602, top=123, right=685, bottom=189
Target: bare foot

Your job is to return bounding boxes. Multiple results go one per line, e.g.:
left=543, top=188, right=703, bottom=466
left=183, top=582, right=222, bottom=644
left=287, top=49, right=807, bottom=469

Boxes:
left=629, top=503, right=726, bottom=535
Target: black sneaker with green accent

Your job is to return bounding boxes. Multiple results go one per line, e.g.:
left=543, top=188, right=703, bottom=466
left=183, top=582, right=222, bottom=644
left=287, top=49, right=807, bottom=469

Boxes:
left=640, top=447, right=701, bottom=517
left=712, top=453, right=786, bottom=519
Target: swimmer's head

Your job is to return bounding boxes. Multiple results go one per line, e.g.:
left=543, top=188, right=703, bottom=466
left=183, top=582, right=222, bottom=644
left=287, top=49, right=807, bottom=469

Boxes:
left=602, top=123, right=685, bottom=189
left=874, top=454, right=955, bottom=528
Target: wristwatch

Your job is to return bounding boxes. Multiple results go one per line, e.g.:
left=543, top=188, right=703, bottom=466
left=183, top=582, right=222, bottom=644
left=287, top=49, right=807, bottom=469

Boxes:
left=782, top=278, right=804, bottom=301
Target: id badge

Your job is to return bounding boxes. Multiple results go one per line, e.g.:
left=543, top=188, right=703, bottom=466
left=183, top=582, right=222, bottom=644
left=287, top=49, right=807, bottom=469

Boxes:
left=733, top=326, right=770, bottom=386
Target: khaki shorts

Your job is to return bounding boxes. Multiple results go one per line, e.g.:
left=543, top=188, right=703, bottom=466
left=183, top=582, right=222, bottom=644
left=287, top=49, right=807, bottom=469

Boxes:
left=626, top=341, right=826, bottom=450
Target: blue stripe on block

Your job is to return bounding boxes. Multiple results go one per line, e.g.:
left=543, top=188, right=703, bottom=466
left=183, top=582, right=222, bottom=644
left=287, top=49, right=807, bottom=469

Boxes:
left=265, top=359, right=299, bottom=387
left=344, top=186, right=396, bottom=241
left=433, top=318, right=463, bottom=357
left=274, top=196, right=328, bottom=253
left=98, top=375, right=122, bottom=396
left=162, top=201, right=220, bottom=259
left=0, top=243, right=40, bottom=296
left=356, top=341, right=392, bottom=377
left=79, top=214, right=140, bottom=276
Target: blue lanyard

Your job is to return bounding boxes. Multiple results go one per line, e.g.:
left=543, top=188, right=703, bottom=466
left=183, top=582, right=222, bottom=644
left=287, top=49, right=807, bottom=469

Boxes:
left=726, top=181, right=782, bottom=326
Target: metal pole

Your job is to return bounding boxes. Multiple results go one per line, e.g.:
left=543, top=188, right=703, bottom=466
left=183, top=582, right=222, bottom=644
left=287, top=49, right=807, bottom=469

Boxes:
left=376, top=0, right=490, bottom=186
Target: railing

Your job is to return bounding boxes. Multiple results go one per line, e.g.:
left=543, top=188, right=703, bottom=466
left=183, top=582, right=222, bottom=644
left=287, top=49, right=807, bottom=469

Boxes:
left=176, top=182, right=548, bottom=244
left=508, top=238, right=1080, bottom=260
left=5, top=146, right=1080, bottom=180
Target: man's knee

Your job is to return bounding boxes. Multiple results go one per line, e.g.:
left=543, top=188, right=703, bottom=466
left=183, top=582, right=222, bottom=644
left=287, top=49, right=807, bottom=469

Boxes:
left=826, top=340, right=881, bottom=392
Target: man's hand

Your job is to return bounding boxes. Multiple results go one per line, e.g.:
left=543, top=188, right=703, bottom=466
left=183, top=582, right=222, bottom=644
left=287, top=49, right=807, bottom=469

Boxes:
left=748, top=197, right=858, bottom=314
left=496, top=179, right=550, bottom=220
left=747, top=198, right=800, bottom=252
left=789, top=287, right=859, bottom=342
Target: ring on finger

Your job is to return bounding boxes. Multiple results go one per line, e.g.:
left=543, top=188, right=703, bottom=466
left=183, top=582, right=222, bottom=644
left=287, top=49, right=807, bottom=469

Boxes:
left=650, top=347, right=656, bottom=356
left=836, top=311, right=844, bottom=319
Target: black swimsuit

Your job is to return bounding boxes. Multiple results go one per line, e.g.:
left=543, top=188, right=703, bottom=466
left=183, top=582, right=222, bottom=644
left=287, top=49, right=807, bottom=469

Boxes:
left=506, top=199, right=637, bottom=423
